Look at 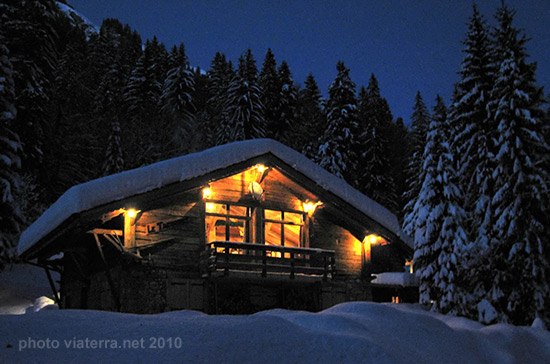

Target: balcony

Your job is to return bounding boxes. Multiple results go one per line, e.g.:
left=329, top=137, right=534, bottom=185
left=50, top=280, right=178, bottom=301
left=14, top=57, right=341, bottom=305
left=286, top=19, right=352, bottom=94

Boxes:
left=200, top=241, right=335, bottom=281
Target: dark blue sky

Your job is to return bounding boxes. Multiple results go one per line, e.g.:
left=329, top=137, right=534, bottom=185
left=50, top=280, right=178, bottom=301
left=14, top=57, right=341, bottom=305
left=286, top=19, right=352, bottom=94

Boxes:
left=68, top=0, right=550, bottom=124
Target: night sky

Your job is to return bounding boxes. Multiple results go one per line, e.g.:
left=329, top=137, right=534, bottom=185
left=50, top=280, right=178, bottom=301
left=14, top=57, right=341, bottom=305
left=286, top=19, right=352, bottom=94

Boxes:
left=67, top=0, right=550, bottom=124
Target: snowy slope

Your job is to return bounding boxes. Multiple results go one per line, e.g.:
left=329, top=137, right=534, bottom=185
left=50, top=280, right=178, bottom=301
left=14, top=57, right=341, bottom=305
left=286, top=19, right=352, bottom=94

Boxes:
left=18, top=139, right=410, bottom=257
left=56, top=2, right=99, bottom=37
left=1, top=302, right=549, bottom=364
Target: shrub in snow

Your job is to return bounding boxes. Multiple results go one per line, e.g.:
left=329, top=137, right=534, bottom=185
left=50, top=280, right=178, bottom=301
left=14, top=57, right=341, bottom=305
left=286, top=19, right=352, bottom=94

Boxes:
left=477, top=299, right=498, bottom=325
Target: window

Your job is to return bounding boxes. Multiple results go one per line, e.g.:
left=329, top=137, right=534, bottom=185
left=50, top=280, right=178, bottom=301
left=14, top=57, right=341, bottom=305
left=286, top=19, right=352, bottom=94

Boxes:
left=205, top=203, right=252, bottom=243
left=264, top=209, right=304, bottom=249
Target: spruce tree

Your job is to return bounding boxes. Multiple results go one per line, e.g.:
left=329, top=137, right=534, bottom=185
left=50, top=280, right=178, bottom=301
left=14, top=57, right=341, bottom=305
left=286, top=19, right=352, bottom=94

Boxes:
left=403, top=92, right=431, bottom=234
left=316, top=61, right=358, bottom=184
left=477, top=4, right=550, bottom=325
left=217, top=49, right=265, bottom=144
left=0, top=40, right=23, bottom=269
left=259, top=49, right=281, bottom=140
left=161, top=43, right=195, bottom=156
left=102, top=120, right=124, bottom=176
left=408, top=96, right=468, bottom=312
left=206, top=52, right=234, bottom=147
left=123, top=38, right=168, bottom=167
left=449, top=5, right=496, bottom=251
left=356, top=74, right=396, bottom=211
left=277, top=60, right=298, bottom=146
left=297, top=73, right=325, bottom=160
left=1, top=0, right=60, bottom=203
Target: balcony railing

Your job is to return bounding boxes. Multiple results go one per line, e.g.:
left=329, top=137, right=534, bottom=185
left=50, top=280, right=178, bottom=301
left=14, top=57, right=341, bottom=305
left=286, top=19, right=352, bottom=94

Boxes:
left=200, top=241, right=335, bottom=281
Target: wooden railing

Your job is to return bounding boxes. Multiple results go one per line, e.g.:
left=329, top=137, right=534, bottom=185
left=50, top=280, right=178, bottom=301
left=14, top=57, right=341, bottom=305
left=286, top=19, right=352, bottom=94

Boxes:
left=200, top=241, right=335, bottom=281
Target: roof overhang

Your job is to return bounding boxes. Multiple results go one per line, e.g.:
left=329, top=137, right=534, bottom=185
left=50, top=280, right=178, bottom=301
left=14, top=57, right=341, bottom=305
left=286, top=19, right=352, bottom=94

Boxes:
left=18, top=139, right=412, bottom=260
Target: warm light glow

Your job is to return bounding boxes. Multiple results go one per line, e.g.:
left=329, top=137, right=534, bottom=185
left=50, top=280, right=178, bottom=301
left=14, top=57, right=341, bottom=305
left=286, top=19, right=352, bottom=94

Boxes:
left=202, top=187, right=212, bottom=199
left=126, top=209, right=137, bottom=218
left=206, top=203, right=215, bottom=212
left=363, top=234, right=386, bottom=245
left=257, top=164, right=266, bottom=173
left=303, top=201, right=322, bottom=216
left=405, top=259, right=414, bottom=274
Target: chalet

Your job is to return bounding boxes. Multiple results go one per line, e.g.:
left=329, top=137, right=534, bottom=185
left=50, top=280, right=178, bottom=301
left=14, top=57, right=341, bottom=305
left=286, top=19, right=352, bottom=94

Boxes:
left=18, top=139, right=416, bottom=314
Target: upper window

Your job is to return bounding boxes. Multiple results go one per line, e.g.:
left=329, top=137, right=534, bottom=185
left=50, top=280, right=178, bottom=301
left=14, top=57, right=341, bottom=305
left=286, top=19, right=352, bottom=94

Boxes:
left=205, top=203, right=252, bottom=243
left=264, top=209, right=304, bottom=248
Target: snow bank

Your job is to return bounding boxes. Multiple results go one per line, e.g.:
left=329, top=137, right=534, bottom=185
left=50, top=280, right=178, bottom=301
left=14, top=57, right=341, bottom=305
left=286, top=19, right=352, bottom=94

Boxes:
left=0, top=264, right=58, bottom=315
left=371, top=272, right=419, bottom=287
left=18, top=139, right=409, bottom=256
left=0, top=302, right=548, bottom=364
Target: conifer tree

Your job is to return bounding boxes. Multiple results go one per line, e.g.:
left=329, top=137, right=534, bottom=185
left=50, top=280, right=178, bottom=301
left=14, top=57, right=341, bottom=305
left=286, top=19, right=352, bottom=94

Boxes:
left=161, top=43, right=195, bottom=156
left=259, top=49, right=281, bottom=140
left=476, top=4, right=550, bottom=325
left=217, top=49, right=265, bottom=144
left=206, top=52, right=234, bottom=147
left=403, top=92, right=431, bottom=234
left=0, top=40, right=23, bottom=269
left=316, top=61, right=358, bottom=184
left=1, top=0, right=60, bottom=198
left=277, top=60, right=298, bottom=146
left=102, top=121, right=124, bottom=176
left=123, top=38, right=168, bottom=167
left=408, top=96, right=468, bottom=311
left=449, top=5, right=496, bottom=249
left=356, top=74, right=396, bottom=211
left=388, top=117, right=412, bottom=222
left=297, top=73, right=325, bottom=160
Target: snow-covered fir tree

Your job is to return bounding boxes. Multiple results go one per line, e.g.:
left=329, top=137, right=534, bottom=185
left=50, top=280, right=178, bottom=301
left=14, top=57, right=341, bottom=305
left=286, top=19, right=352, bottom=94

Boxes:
left=475, top=4, right=550, bottom=325
left=259, top=49, right=282, bottom=141
left=102, top=120, right=124, bottom=176
left=277, top=60, right=298, bottom=146
left=356, top=74, right=397, bottom=211
left=1, top=0, right=60, bottom=195
left=449, top=5, right=496, bottom=252
left=161, top=43, right=196, bottom=156
left=217, top=49, right=265, bottom=144
left=297, top=73, right=325, bottom=160
left=402, top=92, right=430, bottom=235
left=408, top=96, right=468, bottom=313
left=205, top=52, right=234, bottom=147
left=316, top=61, right=358, bottom=184
left=123, top=38, right=169, bottom=167
left=0, top=40, right=23, bottom=268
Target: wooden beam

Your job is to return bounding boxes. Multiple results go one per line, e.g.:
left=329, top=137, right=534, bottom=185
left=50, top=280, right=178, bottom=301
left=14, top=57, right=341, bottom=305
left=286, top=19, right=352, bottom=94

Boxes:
left=124, top=213, right=136, bottom=248
left=93, top=234, right=121, bottom=312
left=87, top=229, right=123, bottom=236
left=44, top=267, right=61, bottom=307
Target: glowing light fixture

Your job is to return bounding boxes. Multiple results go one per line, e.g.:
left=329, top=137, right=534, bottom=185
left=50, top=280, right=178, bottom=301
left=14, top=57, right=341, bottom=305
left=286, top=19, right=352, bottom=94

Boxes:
left=126, top=209, right=137, bottom=218
left=256, top=164, right=266, bottom=173
left=303, top=201, right=322, bottom=216
left=202, top=187, right=212, bottom=199
left=206, top=203, right=215, bottom=212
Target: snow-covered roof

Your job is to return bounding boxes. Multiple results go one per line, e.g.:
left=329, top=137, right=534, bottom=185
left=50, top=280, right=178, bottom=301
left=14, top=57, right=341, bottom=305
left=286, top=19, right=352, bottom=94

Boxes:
left=18, top=139, right=411, bottom=256
left=371, top=272, right=419, bottom=287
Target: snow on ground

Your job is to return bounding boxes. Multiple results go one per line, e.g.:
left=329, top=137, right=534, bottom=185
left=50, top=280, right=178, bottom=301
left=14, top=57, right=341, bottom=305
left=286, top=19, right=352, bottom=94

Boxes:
left=0, top=302, right=549, bottom=364
left=1, top=264, right=549, bottom=363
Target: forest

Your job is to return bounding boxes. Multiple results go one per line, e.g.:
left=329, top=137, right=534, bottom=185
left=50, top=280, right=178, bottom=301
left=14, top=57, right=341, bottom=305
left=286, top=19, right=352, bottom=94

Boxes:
left=1, top=0, right=549, bottom=326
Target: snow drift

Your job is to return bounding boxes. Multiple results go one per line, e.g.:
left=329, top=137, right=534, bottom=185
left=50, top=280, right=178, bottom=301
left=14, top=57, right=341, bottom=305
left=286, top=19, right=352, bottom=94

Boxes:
left=1, top=302, right=548, bottom=364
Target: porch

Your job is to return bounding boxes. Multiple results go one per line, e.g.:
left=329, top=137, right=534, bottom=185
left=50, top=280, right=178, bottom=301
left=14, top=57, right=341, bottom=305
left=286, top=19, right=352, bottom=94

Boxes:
left=200, top=241, right=336, bottom=281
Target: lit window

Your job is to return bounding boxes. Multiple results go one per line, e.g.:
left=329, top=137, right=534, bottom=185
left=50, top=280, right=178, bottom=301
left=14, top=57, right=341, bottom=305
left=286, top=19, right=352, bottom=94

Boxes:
left=205, top=203, right=251, bottom=244
left=264, top=209, right=304, bottom=250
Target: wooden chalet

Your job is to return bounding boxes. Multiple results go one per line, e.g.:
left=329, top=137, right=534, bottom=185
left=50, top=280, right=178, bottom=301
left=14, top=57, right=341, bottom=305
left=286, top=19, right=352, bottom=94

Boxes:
left=18, top=139, right=415, bottom=314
